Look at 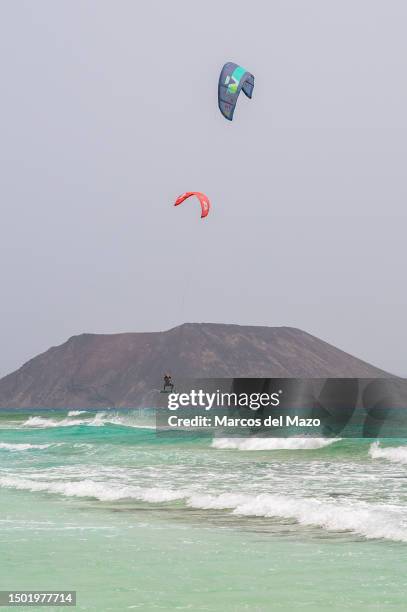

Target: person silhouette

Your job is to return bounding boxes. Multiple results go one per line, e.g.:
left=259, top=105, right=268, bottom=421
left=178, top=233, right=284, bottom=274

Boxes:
left=163, top=373, right=174, bottom=393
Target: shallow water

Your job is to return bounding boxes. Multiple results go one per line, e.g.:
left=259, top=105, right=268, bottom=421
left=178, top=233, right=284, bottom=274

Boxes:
left=1, top=409, right=407, bottom=610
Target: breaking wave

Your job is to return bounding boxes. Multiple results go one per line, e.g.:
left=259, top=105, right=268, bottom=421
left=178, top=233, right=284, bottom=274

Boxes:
left=0, top=442, right=58, bottom=452
left=21, top=413, right=155, bottom=430
left=211, top=437, right=340, bottom=451
left=0, top=476, right=185, bottom=504
left=0, top=475, right=406, bottom=543
left=369, top=442, right=407, bottom=464
left=186, top=492, right=407, bottom=542
left=22, top=416, right=90, bottom=428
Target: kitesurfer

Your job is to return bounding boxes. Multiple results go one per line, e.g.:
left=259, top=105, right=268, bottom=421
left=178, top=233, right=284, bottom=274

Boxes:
left=163, top=374, right=174, bottom=393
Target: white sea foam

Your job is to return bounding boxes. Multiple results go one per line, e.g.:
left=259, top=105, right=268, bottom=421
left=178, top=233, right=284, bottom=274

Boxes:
left=21, top=416, right=55, bottom=428
left=22, top=415, right=91, bottom=428
left=0, top=442, right=57, bottom=451
left=67, top=410, right=89, bottom=417
left=187, top=492, right=407, bottom=542
left=21, top=413, right=155, bottom=429
left=211, top=437, right=340, bottom=451
left=1, top=474, right=406, bottom=542
left=0, top=476, right=185, bottom=503
left=90, top=413, right=155, bottom=429
left=369, top=442, right=407, bottom=464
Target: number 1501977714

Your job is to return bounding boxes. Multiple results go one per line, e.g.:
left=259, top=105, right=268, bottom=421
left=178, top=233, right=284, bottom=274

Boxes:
left=0, top=591, right=76, bottom=606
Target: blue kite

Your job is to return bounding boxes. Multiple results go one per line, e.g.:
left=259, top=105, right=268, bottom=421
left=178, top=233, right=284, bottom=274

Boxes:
left=218, top=62, right=255, bottom=121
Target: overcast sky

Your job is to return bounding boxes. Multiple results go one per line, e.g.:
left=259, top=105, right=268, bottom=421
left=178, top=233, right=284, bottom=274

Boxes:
left=0, top=0, right=406, bottom=377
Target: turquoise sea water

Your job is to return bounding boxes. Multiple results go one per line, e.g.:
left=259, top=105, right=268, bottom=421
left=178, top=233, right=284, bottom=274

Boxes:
left=1, top=409, right=407, bottom=611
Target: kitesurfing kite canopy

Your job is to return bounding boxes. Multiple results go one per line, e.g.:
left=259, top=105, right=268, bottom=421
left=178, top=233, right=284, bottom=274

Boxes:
left=174, top=192, right=210, bottom=219
left=218, top=62, right=255, bottom=121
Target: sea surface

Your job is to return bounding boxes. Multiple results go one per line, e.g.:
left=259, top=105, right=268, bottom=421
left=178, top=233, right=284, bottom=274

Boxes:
left=1, top=409, right=407, bottom=611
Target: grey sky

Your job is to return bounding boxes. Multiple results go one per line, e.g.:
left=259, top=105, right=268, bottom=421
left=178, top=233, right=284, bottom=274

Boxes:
left=0, top=0, right=406, bottom=377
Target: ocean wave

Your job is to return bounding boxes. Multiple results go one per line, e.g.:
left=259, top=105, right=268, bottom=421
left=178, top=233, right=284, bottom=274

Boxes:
left=0, top=476, right=185, bottom=503
left=211, top=437, right=340, bottom=451
left=369, top=442, right=407, bottom=464
left=186, top=492, right=407, bottom=542
left=0, top=442, right=58, bottom=452
left=21, top=413, right=155, bottom=430
left=92, top=414, right=156, bottom=429
left=22, top=416, right=87, bottom=428
left=1, top=475, right=406, bottom=542
left=67, top=410, right=89, bottom=417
